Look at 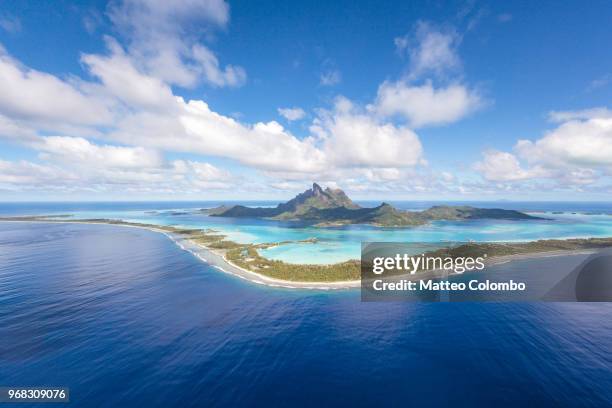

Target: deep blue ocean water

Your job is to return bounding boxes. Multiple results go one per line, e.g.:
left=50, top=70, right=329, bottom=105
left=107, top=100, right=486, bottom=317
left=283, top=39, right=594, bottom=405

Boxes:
left=1, top=221, right=612, bottom=407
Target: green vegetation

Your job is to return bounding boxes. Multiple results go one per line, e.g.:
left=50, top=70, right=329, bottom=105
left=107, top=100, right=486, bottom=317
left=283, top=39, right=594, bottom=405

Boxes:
left=2, top=215, right=610, bottom=283
left=434, top=238, right=612, bottom=258
left=225, top=246, right=360, bottom=282
left=206, top=182, right=359, bottom=219
left=311, top=202, right=424, bottom=227
left=419, top=206, right=541, bottom=221
left=186, top=227, right=358, bottom=281
left=208, top=183, right=542, bottom=227
left=26, top=216, right=358, bottom=282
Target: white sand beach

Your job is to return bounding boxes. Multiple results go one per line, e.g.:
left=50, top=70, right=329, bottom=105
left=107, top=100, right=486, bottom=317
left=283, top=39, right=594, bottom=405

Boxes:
left=0, top=219, right=607, bottom=290
left=0, top=219, right=361, bottom=290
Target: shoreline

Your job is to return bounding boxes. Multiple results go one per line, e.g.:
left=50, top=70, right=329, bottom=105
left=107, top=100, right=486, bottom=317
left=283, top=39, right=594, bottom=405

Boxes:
left=176, top=236, right=361, bottom=290
left=1, top=218, right=610, bottom=290
left=0, top=219, right=361, bottom=290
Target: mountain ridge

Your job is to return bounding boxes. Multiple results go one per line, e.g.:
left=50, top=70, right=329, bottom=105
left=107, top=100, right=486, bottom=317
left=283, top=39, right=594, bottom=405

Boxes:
left=207, top=183, right=543, bottom=227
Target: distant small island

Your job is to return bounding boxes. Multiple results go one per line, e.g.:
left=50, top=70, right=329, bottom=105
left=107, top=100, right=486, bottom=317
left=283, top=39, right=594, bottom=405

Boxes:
left=206, top=183, right=543, bottom=227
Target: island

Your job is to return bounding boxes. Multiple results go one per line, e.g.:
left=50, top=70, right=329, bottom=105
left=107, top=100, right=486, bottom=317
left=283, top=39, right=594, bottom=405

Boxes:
left=206, top=183, right=542, bottom=227
left=1, top=215, right=611, bottom=288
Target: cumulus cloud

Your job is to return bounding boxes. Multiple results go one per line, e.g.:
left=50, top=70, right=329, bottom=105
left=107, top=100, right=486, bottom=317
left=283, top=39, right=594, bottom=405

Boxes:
left=107, top=0, right=245, bottom=88
left=313, top=97, right=423, bottom=168
left=0, top=148, right=235, bottom=194
left=381, top=22, right=484, bottom=127
left=81, top=38, right=177, bottom=110
left=0, top=46, right=113, bottom=127
left=372, top=80, right=482, bottom=127
left=108, top=99, right=327, bottom=173
left=172, top=160, right=235, bottom=190
left=0, top=11, right=435, bottom=196
left=474, top=150, right=539, bottom=182
left=35, top=136, right=164, bottom=169
left=0, top=114, right=38, bottom=142
left=0, top=41, right=324, bottom=176
left=0, top=159, right=73, bottom=187
left=99, top=90, right=425, bottom=181
left=278, top=107, right=306, bottom=121
left=395, top=21, right=461, bottom=79
left=476, top=108, right=612, bottom=187
left=517, top=116, right=612, bottom=168
left=191, top=44, right=246, bottom=88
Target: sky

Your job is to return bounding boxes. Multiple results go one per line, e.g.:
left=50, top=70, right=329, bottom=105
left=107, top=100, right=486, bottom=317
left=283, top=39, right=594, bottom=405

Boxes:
left=0, top=0, right=611, bottom=201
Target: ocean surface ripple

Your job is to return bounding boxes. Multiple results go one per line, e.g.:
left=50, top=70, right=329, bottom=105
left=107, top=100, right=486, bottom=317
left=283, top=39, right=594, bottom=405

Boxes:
left=1, top=222, right=612, bottom=407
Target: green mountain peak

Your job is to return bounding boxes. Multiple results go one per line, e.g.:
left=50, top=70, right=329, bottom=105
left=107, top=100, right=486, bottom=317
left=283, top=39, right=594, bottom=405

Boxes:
left=209, top=184, right=542, bottom=227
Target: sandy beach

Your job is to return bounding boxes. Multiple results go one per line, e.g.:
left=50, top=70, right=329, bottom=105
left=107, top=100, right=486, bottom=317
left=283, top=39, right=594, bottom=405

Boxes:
left=1, top=219, right=608, bottom=290
left=166, top=231, right=361, bottom=290
left=0, top=219, right=361, bottom=290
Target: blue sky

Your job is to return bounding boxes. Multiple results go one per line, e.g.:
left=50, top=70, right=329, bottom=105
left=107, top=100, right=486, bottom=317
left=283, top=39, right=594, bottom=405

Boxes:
left=0, top=0, right=611, bottom=200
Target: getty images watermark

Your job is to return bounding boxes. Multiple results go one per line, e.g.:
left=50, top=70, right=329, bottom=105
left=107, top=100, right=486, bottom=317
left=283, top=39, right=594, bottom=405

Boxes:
left=361, top=242, right=612, bottom=302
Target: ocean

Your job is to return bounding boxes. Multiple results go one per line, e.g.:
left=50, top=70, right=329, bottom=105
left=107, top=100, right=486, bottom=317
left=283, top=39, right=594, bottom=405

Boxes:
left=1, top=208, right=612, bottom=406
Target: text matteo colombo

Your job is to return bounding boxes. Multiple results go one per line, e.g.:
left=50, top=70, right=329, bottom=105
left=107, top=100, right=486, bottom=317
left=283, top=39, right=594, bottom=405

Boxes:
left=372, top=279, right=526, bottom=292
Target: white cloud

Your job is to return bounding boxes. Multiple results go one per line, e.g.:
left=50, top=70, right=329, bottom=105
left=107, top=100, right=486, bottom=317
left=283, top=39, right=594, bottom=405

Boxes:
left=107, top=0, right=245, bottom=88
left=0, top=114, right=38, bottom=142
left=0, top=36, right=430, bottom=196
left=320, top=69, right=341, bottom=86
left=172, top=160, right=235, bottom=189
left=0, top=20, right=433, bottom=196
left=312, top=97, right=423, bottom=168
left=547, top=107, right=612, bottom=123
left=518, top=116, right=612, bottom=168
left=0, top=45, right=113, bottom=127
left=474, top=150, right=539, bottom=182
left=382, top=21, right=484, bottom=128
left=174, top=160, right=230, bottom=180
left=109, top=0, right=229, bottom=29
left=440, top=171, right=455, bottom=182
left=395, top=21, right=461, bottom=79
left=107, top=98, right=327, bottom=173
left=191, top=44, right=246, bottom=88
left=35, top=136, right=164, bottom=169
left=0, top=42, right=323, bottom=176
left=476, top=108, right=612, bottom=187
left=0, top=149, right=235, bottom=194
left=0, top=159, right=73, bottom=187
left=278, top=107, right=306, bottom=121
left=362, top=167, right=402, bottom=182
left=373, top=81, right=482, bottom=127
left=104, top=94, right=422, bottom=175
left=81, top=38, right=177, bottom=110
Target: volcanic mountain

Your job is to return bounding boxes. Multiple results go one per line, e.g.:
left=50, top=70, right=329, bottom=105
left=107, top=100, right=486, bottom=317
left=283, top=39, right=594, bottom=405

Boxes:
left=207, top=183, right=542, bottom=227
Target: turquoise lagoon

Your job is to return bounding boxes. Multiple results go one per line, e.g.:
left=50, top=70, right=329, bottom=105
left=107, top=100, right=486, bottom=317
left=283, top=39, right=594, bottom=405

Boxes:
left=1, top=201, right=612, bottom=264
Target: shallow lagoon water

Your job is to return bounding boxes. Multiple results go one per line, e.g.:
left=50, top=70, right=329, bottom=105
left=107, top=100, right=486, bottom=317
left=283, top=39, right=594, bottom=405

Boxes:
left=1, top=221, right=611, bottom=407
left=1, top=201, right=612, bottom=264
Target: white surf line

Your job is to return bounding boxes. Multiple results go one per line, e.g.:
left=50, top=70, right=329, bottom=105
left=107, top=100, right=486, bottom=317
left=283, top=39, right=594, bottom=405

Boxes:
left=0, top=219, right=357, bottom=290
left=152, top=230, right=359, bottom=290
